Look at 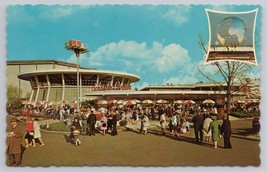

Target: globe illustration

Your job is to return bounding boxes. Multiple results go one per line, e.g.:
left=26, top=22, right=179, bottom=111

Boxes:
left=216, top=16, right=247, bottom=47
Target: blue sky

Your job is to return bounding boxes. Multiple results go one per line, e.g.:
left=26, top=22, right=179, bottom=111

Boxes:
left=7, top=4, right=261, bottom=89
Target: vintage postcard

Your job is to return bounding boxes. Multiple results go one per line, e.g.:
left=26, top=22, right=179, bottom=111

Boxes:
left=4, top=3, right=262, bottom=168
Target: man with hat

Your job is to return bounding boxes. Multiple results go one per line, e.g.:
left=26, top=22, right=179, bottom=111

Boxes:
left=6, top=117, right=24, bottom=166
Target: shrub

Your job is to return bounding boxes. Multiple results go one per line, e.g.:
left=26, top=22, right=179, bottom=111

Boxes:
left=41, top=121, right=70, bottom=132
left=231, top=111, right=260, bottom=118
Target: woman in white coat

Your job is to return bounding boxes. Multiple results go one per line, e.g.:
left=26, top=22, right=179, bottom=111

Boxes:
left=202, top=115, right=212, bottom=142
left=33, top=118, right=45, bottom=146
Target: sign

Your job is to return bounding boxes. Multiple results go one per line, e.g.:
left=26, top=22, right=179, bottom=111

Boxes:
left=91, top=85, right=131, bottom=91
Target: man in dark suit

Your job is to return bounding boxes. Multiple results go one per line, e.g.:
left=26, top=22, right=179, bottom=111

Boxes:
left=111, top=110, right=118, bottom=136
left=87, top=111, right=97, bottom=136
left=220, top=114, right=232, bottom=149
left=7, top=117, right=24, bottom=166
left=192, top=111, right=204, bottom=144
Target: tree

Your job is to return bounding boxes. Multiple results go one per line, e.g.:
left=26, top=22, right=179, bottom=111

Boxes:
left=197, top=34, right=254, bottom=113
left=7, top=84, right=23, bottom=110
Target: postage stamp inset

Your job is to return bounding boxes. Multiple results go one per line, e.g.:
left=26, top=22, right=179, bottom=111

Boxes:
left=205, top=9, right=258, bottom=64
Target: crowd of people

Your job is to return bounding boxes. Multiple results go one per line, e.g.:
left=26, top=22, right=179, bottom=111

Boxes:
left=7, top=99, right=260, bottom=166
left=61, top=102, right=235, bottom=150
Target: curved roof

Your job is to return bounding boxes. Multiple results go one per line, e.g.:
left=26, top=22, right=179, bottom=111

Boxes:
left=18, top=69, right=140, bottom=82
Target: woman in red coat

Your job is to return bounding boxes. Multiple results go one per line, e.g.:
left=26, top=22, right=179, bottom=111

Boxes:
left=24, top=116, right=36, bottom=148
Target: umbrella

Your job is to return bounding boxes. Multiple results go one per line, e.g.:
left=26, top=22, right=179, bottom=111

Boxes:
left=233, top=100, right=245, bottom=104
left=156, top=99, right=168, bottom=104
left=202, top=99, right=215, bottom=104
left=71, top=100, right=77, bottom=104
left=117, top=100, right=125, bottom=104
left=251, top=99, right=260, bottom=103
left=32, top=101, right=41, bottom=106
left=173, top=100, right=183, bottom=104
left=123, top=100, right=137, bottom=105
left=132, top=99, right=141, bottom=104
left=142, top=99, right=153, bottom=104
left=48, top=101, right=59, bottom=106
left=108, top=100, right=118, bottom=104
left=184, top=100, right=196, bottom=104
left=244, top=99, right=260, bottom=104
left=97, top=100, right=108, bottom=105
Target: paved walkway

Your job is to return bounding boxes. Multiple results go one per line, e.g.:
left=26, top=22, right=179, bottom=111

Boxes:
left=6, top=115, right=260, bottom=166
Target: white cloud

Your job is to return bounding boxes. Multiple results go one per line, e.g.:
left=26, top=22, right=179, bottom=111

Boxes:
left=66, top=40, right=203, bottom=86
left=154, top=43, right=190, bottom=73
left=161, top=6, right=192, bottom=25
left=80, top=40, right=191, bottom=74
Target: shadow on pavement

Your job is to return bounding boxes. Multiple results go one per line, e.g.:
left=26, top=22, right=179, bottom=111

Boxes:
left=231, top=127, right=260, bottom=141
left=145, top=128, right=215, bottom=148
left=63, top=134, right=72, bottom=143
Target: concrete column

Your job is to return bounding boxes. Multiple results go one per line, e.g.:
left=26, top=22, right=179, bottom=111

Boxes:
left=46, top=74, right=51, bottom=102
left=35, top=76, right=40, bottom=102
left=29, top=90, right=34, bottom=102
left=121, top=78, right=124, bottom=86
left=80, top=73, right=82, bottom=99
left=111, top=75, right=114, bottom=87
left=96, top=74, right=99, bottom=86
left=61, top=74, right=65, bottom=101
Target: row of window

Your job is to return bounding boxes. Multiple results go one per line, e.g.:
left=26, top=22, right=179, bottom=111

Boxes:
left=30, top=74, right=129, bottom=87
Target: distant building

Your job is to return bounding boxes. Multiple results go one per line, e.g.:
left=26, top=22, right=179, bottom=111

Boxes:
left=7, top=60, right=259, bottom=103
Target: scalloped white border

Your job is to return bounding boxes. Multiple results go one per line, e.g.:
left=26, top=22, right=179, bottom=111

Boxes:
left=0, top=1, right=266, bottom=172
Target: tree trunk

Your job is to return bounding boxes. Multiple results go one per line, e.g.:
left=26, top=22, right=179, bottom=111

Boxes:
left=226, top=80, right=232, bottom=114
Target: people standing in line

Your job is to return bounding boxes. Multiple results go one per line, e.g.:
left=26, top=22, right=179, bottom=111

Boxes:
left=192, top=111, right=203, bottom=144
left=100, top=113, right=108, bottom=135
left=220, top=114, right=232, bottom=149
left=7, top=117, right=24, bottom=166
left=170, top=113, right=180, bottom=139
left=159, top=113, right=166, bottom=136
left=202, top=115, right=212, bottom=142
left=70, top=117, right=81, bottom=146
left=33, top=118, right=45, bottom=146
left=209, top=115, right=220, bottom=148
left=24, top=116, right=36, bottom=148
left=111, top=110, right=118, bottom=136
left=87, top=110, right=97, bottom=136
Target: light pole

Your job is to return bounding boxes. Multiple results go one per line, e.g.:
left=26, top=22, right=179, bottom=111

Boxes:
left=65, top=40, right=89, bottom=115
